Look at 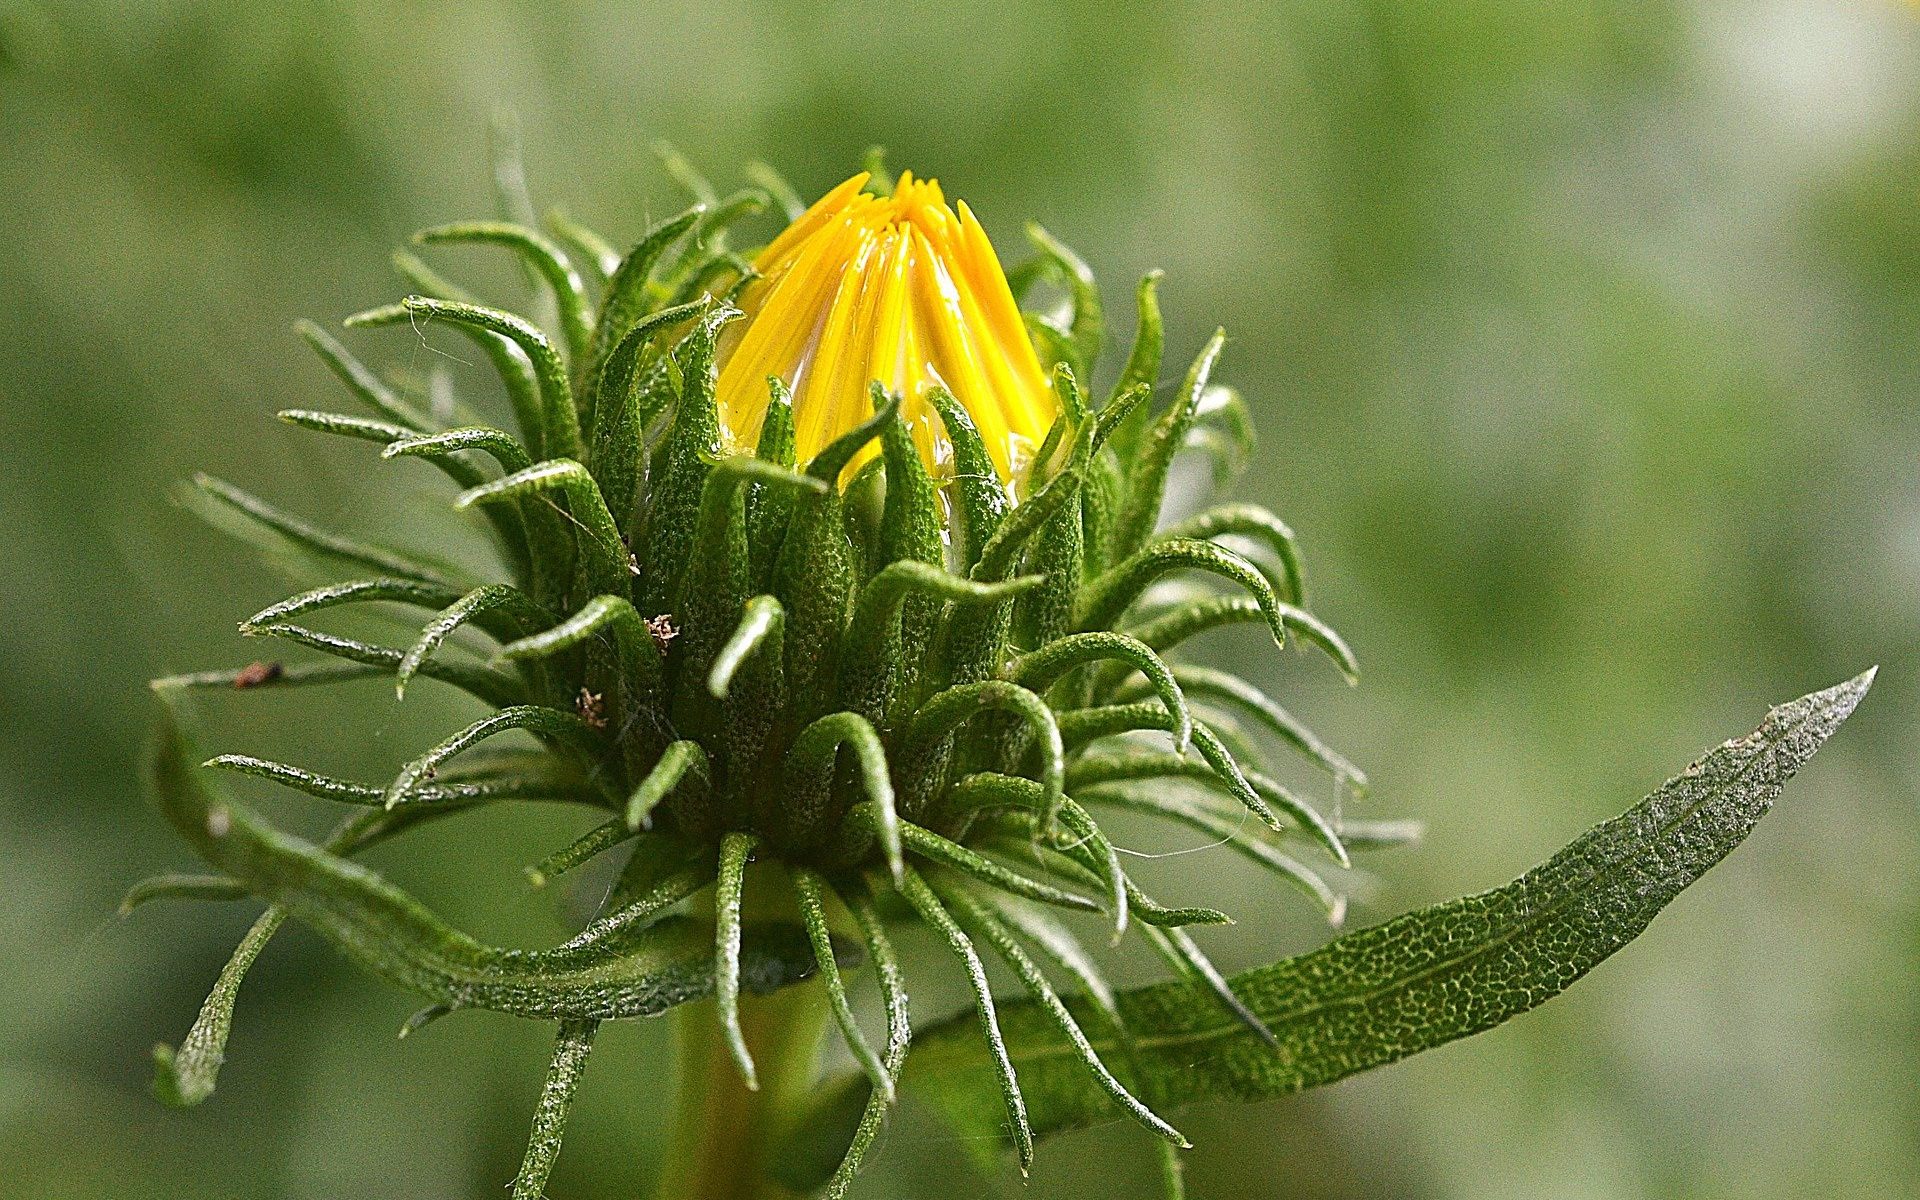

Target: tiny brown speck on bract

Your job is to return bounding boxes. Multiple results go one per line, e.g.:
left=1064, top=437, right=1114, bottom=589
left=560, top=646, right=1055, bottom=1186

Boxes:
left=232, top=661, right=282, bottom=689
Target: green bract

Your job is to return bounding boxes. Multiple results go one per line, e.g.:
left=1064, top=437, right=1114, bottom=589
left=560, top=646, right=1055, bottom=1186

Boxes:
left=136, top=148, right=1870, bottom=1200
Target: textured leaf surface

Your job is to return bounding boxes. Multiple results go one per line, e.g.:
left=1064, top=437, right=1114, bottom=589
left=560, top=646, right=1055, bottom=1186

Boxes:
left=825, top=672, right=1872, bottom=1158
left=150, top=710, right=821, bottom=1020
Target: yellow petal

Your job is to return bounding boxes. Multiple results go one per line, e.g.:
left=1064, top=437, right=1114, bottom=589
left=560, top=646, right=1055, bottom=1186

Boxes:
left=714, top=172, right=1058, bottom=490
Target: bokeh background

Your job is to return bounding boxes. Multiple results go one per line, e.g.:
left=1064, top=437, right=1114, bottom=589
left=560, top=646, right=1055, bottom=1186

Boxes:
left=4, top=2, right=1917, bottom=1197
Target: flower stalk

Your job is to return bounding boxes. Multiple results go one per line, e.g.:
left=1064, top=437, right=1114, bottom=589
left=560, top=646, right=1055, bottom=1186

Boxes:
left=658, top=984, right=830, bottom=1200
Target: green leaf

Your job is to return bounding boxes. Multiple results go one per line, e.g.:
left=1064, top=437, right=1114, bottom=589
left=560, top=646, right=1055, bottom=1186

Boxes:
left=588, top=298, right=706, bottom=530
left=144, top=792, right=560, bottom=1108
left=243, top=622, right=524, bottom=709
left=120, top=873, right=247, bottom=914
left=525, top=820, right=634, bottom=888
left=878, top=671, right=1872, bottom=1151
left=545, top=207, right=622, bottom=281
left=276, top=409, right=483, bottom=490
left=1154, top=503, right=1305, bottom=607
left=748, top=378, right=799, bottom=580
left=1110, top=330, right=1224, bottom=562
left=386, top=251, right=545, bottom=444
left=895, top=866, right=1033, bottom=1174
left=184, top=475, right=461, bottom=590
left=839, top=563, right=1038, bottom=725
left=365, top=296, right=583, bottom=463
left=708, top=595, right=784, bottom=701
left=782, top=714, right=900, bottom=878
left=381, top=705, right=601, bottom=810
left=149, top=708, right=824, bottom=1021
left=413, top=221, right=593, bottom=371
left=675, top=458, right=824, bottom=726
left=151, top=907, right=285, bottom=1107
left=294, top=318, right=434, bottom=434
left=640, top=304, right=738, bottom=615
left=714, top=831, right=761, bottom=1088
left=793, top=869, right=891, bottom=1101
left=395, top=585, right=548, bottom=700
left=1103, top=271, right=1163, bottom=464
left=625, top=740, right=711, bottom=831
left=590, top=206, right=704, bottom=375
left=924, top=385, right=1009, bottom=571
left=744, top=161, right=806, bottom=222
left=509, top=1018, right=599, bottom=1200
left=1021, top=224, right=1103, bottom=382
left=384, top=425, right=533, bottom=475
left=204, top=752, right=597, bottom=810
left=456, top=460, right=629, bottom=599
left=240, top=578, right=466, bottom=634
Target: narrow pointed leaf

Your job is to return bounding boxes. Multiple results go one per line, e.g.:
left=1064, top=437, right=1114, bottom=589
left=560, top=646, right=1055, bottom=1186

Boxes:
left=295, top=318, right=433, bottom=432
left=366, top=296, right=583, bottom=462
left=744, top=161, right=806, bottom=221
left=640, top=304, right=739, bottom=614
left=151, top=907, right=285, bottom=1107
left=904, top=680, right=1066, bottom=823
left=397, top=585, right=548, bottom=700
left=151, top=712, right=823, bottom=1020
left=151, top=661, right=386, bottom=692
left=241, top=578, right=466, bottom=634
left=1069, top=751, right=1349, bottom=868
left=896, top=866, right=1033, bottom=1173
left=626, top=740, right=711, bottom=830
left=925, top=385, right=1009, bottom=570
left=885, top=672, right=1873, bottom=1147
left=715, top=831, right=760, bottom=1089
left=1139, top=922, right=1276, bottom=1048
left=526, top=819, right=635, bottom=888
left=456, top=460, right=628, bottom=597
left=245, top=622, right=523, bottom=708
left=1079, top=783, right=1348, bottom=920
left=1009, top=633, right=1190, bottom=754
left=186, top=475, right=459, bottom=588
left=808, top=881, right=910, bottom=1200
left=121, top=873, right=247, bottom=914
left=891, top=818, right=1098, bottom=914
left=591, top=206, right=704, bottom=373
left=588, top=298, right=707, bottom=524
left=383, top=706, right=600, bottom=809
left=784, top=714, right=900, bottom=879
left=794, top=869, right=891, bottom=1101
left=1103, top=271, right=1163, bottom=463
left=545, top=207, right=622, bottom=281
left=384, top=426, right=533, bottom=475
left=275, top=409, right=485, bottom=489
left=1078, top=539, right=1289, bottom=649
left=1023, top=224, right=1103, bottom=381
left=204, top=752, right=596, bottom=810
left=509, top=1019, right=599, bottom=1200
left=1156, top=503, right=1306, bottom=606
left=1111, top=330, right=1224, bottom=560
left=938, top=881, right=1186, bottom=1148
left=413, top=221, right=593, bottom=369
left=1133, top=664, right=1367, bottom=794
left=708, top=595, right=785, bottom=700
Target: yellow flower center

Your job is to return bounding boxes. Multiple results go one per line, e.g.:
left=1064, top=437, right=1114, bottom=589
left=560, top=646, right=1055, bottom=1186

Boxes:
left=715, top=171, right=1058, bottom=489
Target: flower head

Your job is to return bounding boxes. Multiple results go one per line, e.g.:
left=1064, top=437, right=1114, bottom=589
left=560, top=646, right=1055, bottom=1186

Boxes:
left=144, top=152, right=1377, bottom=1200
left=716, top=172, right=1057, bottom=489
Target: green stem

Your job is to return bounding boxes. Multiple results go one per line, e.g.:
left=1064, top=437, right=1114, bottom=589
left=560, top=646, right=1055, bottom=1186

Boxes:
left=654, top=957, right=829, bottom=1199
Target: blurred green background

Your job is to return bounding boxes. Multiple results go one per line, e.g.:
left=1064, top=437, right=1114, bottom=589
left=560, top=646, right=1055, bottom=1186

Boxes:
left=3, top=1, right=1917, bottom=1196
